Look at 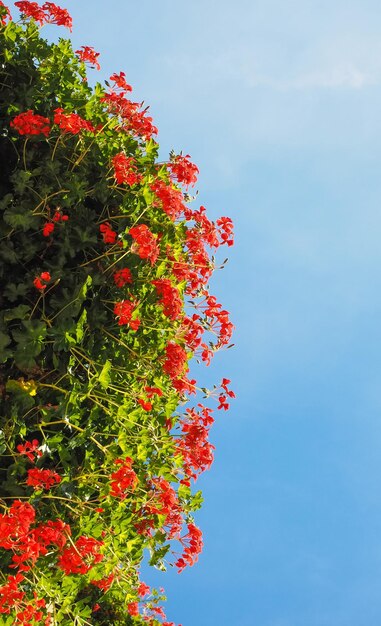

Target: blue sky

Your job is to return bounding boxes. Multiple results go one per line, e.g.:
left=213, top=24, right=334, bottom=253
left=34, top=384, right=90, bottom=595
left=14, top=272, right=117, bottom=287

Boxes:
left=12, top=1, right=381, bottom=624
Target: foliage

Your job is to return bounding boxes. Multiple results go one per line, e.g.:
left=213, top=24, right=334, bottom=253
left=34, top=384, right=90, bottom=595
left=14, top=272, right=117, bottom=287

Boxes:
left=0, top=2, right=234, bottom=624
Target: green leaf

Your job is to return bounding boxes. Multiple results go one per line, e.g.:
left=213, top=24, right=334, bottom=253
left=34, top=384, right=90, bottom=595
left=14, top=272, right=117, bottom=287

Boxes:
left=98, top=359, right=112, bottom=389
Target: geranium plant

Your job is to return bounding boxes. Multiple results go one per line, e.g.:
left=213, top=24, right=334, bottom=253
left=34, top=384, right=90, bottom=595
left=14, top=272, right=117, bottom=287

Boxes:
left=0, top=2, right=234, bottom=624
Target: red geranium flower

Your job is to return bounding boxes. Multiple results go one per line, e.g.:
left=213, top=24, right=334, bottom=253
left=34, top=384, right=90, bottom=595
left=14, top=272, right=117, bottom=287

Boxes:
left=33, top=271, right=51, bottom=291
left=26, top=468, right=61, bottom=490
left=75, top=45, right=100, bottom=70
left=113, top=268, right=132, bottom=287
left=10, top=110, right=50, bottom=137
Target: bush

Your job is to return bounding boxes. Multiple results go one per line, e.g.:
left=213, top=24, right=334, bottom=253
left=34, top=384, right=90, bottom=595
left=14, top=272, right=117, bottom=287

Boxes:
left=0, top=2, right=234, bottom=624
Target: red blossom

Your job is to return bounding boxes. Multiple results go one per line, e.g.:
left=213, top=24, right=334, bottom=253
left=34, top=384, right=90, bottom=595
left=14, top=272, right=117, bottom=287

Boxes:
left=42, top=221, right=54, bottom=237
left=99, top=221, right=117, bottom=244
left=144, top=386, right=163, bottom=398
left=112, top=152, right=142, bottom=186
left=42, top=2, right=72, bottom=29
left=91, top=573, right=115, bottom=591
left=33, top=271, right=51, bottom=291
left=26, top=468, right=61, bottom=490
left=17, top=440, right=42, bottom=462
left=53, top=107, right=94, bottom=133
left=138, top=398, right=152, bottom=411
left=52, top=210, right=69, bottom=222
left=163, top=341, right=188, bottom=380
left=177, top=405, right=215, bottom=479
left=101, top=91, right=158, bottom=140
left=114, top=299, right=140, bottom=330
left=110, top=457, right=138, bottom=499
left=129, top=224, right=159, bottom=265
left=75, top=45, right=100, bottom=70
left=175, top=523, right=203, bottom=572
left=15, top=2, right=72, bottom=29
left=151, top=179, right=185, bottom=221
left=137, top=582, right=150, bottom=597
left=58, top=536, right=104, bottom=575
left=152, top=279, right=182, bottom=320
left=10, top=110, right=50, bottom=137
left=127, top=602, right=139, bottom=616
left=0, top=1, right=12, bottom=25
left=168, top=154, right=199, bottom=188
left=113, top=267, right=133, bottom=287
left=14, top=1, right=45, bottom=24
left=110, top=71, right=132, bottom=92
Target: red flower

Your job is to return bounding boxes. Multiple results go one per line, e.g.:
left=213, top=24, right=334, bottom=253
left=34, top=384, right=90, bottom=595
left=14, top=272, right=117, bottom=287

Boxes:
left=10, top=110, right=50, bottom=137
left=168, top=154, right=199, bottom=188
left=0, top=1, right=12, bottom=25
left=33, top=271, right=51, bottom=291
left=52, top=210, right=69, bottom=222
left=15, top=1, right=72, bottom=29
left=112, top=152, right=142, bottom=186
left=138, top=398, right=152, bottom=411
left=58, top=536, right=103, bottom=575
left=175, top=523, right=203, bottom=572
left=110, top=71, right=132, bottom=92
left=137, top=582, right=150, bottom=597
left=53, top=108, right=94, bottom=133
left=91, top=573, right=115, bottom=591
left=151, top=179, right=185, bottom=221
left=42, top=2, right=72, bottom=29
left=75, top=45, right=100, bottom=70
left=163, top=341, right=188, bottom=380
left=114, top=299, right=140, bottom=330
left=110, top=457, right=138, bottom=499
left=152, top=279, right=182, bottom=320
left=26, top=468, right=61, bottom=490
left=127, top=602, right=139, bottom=617
left=99, top=221, right=117, bottom=244
left=42, top=221, right=54, bottom=237
left=144, top=386, right=163, bottom=398
left=113, top=267, right=132, bottom=287
left=101, top=92, right=158, bottom=140
left=129, top=224, right=159, bottom=265
left=14, top=1, right=45, bottom=24
left=17, top=440, right=42, bottom=462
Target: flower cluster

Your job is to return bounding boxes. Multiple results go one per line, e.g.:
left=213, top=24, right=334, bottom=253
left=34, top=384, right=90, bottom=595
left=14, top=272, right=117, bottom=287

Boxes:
left=10, top=110, right=50, bottom=136
left=114, top=299, right=140, bottom=330
left=101, top=91, right=158, bottom=140
left=163, top=341, right=188, bottom=380
left=100, top=221, right=117, bottom=244
left=110, top=71, right=132, bottom=92
left=53, top=107, right=94, bottom=133
left=151, top=179, right=185, bottom=221
left=112, top=152, right=142, bottom=186
left=109, top=457, right=138, bottom=499
left=17, top=439, right=42, bottom=462
left=177, top=405, right=215, bottom=480
left=75, top=45, right=100, bottom=69
left=175, top=523, right=203, bottom=572
left=26, top=468, right=61, bottom=490
left=33, top=271, right=51, bottom=291
left=113, top=267, right=133, bottom=287
left=152, top=279, right=182, bottom=320
left=129, top=224, right=160, bottom=265
left=58, top=536, right=103, bottom=575
left=168, top=154, right=199, bottom=188
left=15, top=1, right=72, bottom=30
